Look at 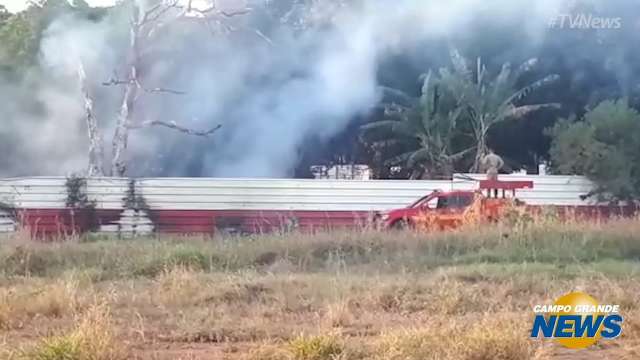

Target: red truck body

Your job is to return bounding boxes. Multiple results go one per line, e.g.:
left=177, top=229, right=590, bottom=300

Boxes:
left=379, top=180, right=534, bottom=230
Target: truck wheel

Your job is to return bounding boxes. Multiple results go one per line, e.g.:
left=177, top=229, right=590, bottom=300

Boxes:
left=391, top=219, right=413, bottom=231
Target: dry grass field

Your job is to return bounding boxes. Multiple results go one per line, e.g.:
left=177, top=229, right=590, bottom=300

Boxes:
left=1, top=218, right=640, bottom=359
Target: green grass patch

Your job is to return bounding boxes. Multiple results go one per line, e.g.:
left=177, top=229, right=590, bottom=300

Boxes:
left=1, top=220, right=638, bottom=279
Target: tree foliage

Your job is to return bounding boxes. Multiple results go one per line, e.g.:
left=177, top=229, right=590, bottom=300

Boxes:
left=0, top=10, right=37, bottom=72
left=361, top=71, right=471, bottom=179
left=0, top=0, right=105, bottom=73
left=549, top=100, right=640, bottom=202
left=438, top=49, right=560, bottom=172
left=361, top=52, right=560, bottom=179
left=0, top=5, right=9, bottom=22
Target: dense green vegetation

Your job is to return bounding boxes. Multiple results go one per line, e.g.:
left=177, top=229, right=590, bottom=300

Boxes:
left=549, top=100, right=640, bottom=201
left=361, top=54, right=559, bottom=179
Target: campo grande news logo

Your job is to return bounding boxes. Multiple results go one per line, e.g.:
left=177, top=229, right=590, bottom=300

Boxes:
left=530, top=292, right=623, bottom=349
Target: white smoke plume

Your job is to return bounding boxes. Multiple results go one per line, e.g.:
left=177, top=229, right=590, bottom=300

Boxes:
left=1, top=0, right=569, bottom=177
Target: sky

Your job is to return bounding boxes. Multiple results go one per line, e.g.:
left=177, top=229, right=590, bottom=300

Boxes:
left=0, top=0, right=117, bottom=13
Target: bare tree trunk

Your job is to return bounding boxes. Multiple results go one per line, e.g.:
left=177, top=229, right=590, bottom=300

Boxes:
left=112, top=10, right=141, bottom=177
left=440, top=160, right=454, bottom=179
left=471, top=124, right=488, bottom=173
left=78, top=61, right=104, bottom=177
left=409, top=168, right=425, bottom=180
left=107, top=1, right=239, bottom=176
left=472, top=143, right=486, bottom=173
left=112, top=74, right=137, bottom=176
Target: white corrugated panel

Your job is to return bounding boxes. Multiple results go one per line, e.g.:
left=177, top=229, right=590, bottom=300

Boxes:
left=138, top=178, right=452, bottom=211
left=0, top=210, right=15, bottom=233
left=0, top=174, right=599, bottom=212
left=0, top=177, right=131, bottom=210
left=452, top=174, right=596, bottom=206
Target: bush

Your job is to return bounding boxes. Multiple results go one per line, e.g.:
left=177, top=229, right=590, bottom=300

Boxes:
left=549, top=99, right=640, bottom=202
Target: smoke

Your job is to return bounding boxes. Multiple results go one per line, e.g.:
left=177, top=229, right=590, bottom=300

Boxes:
left=198, top=0, right=565, bottom=178
left=0, top=0, right=619, bottom=178
left=0, top=9, right=121, bottom=177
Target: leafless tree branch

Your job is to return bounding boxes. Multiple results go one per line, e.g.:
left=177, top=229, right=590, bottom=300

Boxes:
left=190, top=6, right=252, bottom=17
left=175, top=2, right=252, bottom=19
left=102, top=78, right=130, bottom=86
left=195, top=8, right=272, bottom=45
left=253, top=29, right=274, bottom=45
left=108, top=0, right=252, bottom=176
left=143, top=87, right=186, bottom=95
left=219, top=9, right=252, bottom=18
left=26, top=0, right=44, bottom=8
left=103, top=77, right=185, bottom=95
left=128, top=120, right=222, bottom=136
left=218, top=18, right=235, bottom=33
left=140, top=3, right=162, bottom=22
left=140, top=0, right=180, bottom=25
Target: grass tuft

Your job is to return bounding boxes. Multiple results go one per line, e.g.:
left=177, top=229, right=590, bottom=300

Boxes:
left=25, top=302, right=125, bottom=360
left=377, top=315, right=535, bottom=360
left=245, top=343, right=294, bottom=360
left=0, top=274, right=91, bottom=329
left=152, top=265, right=208, bottom=307
left=288, top=334, right=345, bottom=360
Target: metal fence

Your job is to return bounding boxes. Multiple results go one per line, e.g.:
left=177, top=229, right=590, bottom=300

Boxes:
left=0, top=174, right=599, bottom=234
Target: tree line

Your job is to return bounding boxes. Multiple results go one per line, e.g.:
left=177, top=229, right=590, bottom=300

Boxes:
left=1, top=0, right=640, bottom=201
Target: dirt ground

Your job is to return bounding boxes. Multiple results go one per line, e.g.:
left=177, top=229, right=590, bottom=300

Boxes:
left=127, top=341, right=638, bottom=360
left=2, top=271, right=638, bottom=359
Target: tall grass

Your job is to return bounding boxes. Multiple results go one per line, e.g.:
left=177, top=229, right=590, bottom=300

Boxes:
left=1, top=219, right=639, bottom=279
left=23, top=302, right=125, bottom=360
left=0, top=274, right=92, bottom=329
left=376, top=314, right=534, bottom=360
left=1, top=218, right=639, bottom=359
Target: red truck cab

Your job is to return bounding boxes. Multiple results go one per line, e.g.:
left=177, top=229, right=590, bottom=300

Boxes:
left=379, top=190, right=477, bottom=230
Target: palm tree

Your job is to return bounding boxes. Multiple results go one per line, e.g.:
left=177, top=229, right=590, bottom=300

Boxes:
left=361, top=71, right=474, bottom=179
left=439, top=49, right=560, bottom=172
